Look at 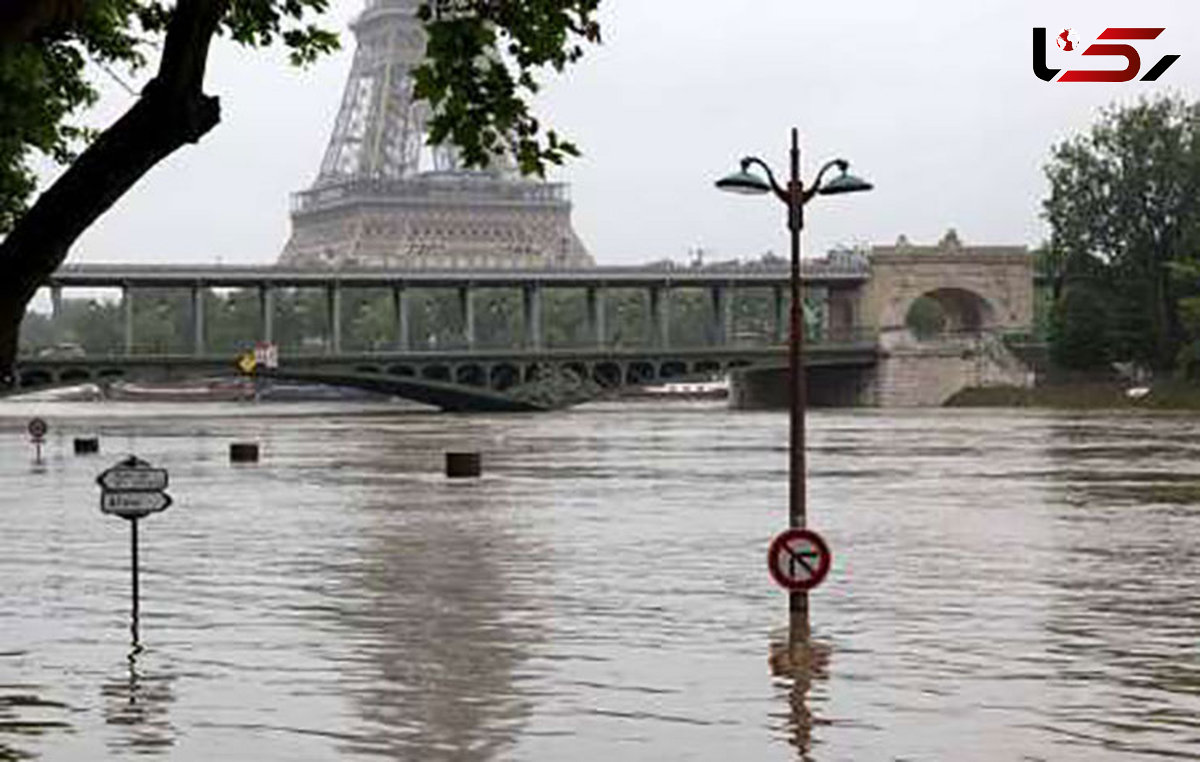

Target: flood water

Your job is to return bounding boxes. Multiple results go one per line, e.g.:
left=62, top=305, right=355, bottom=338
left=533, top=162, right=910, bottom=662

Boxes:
left=2, top=400, right=1200, bottom=760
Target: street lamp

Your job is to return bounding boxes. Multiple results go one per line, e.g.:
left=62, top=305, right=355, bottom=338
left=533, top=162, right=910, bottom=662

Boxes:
left=716, top=127, right=871, bottom=643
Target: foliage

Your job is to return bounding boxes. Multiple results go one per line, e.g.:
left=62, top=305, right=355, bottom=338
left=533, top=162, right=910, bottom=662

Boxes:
left=904, top=296, right=946, bottom=340
left=1048, top=283, right=1110, bottom=370
left=1042, top=95, right=1200, bottom=372
left=414, top=0, right=601, bottom=175
left=0, top=0, right=338, bottom=235
left=1169, top=258, right=1200, bottom=379
left=0, top=0, right=602, bottom=234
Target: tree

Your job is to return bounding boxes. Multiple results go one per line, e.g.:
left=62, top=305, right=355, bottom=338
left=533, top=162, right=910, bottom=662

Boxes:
left=1048, top=283, right=1111, bottom=371
left=0, top=0, right=601, bottom=386
left=1043, top=96, right=1200, bottom=371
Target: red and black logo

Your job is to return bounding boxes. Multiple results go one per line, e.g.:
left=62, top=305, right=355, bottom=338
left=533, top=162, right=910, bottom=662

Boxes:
left=1033, top=27, right=1180, bottom=82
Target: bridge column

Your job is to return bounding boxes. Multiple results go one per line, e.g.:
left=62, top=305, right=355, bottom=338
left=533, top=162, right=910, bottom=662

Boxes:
left=649, top=286, right=669, bottom=347
left=459, top=286, right=475, bottom=349
left=773, top=286, right=786, bottom=344
left=711, top=285, right=733, bottom=345
left=523, top=284, right=543, bottom=349
left=50, top=286, right=63, bottom=343
left=122, top=286, right=134, bottom=356
left=587, top=287, right=605, bottom=347
left=191, top=285, right=205, bottom=356
left=258, top=286, right=275, bottom=344
left=327, top=285, right=342, bottom=354
left=392, top=285, right=410, bottom=351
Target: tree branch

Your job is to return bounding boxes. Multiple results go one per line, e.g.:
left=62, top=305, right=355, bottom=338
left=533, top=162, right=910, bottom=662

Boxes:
left=0, top=0, right=231, bottom=382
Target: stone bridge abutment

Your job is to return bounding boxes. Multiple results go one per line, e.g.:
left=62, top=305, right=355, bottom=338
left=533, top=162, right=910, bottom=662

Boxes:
left=860, top=231, right=1035, bottom=406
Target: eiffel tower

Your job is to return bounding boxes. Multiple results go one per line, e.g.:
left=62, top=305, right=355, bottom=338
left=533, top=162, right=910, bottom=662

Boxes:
left=279, top=0, right=592, bottom=269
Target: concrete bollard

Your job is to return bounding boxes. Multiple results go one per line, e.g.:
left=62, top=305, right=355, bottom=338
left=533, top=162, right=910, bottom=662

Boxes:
left=230, top=443, right=260, bottom=463
left=74, top=437, right=100, bottom=455
left=445, top=452, right=481, bottom=478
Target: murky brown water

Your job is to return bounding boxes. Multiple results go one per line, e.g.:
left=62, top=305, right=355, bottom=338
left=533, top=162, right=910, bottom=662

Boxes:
left=3, top=401, right=1200, bottom=760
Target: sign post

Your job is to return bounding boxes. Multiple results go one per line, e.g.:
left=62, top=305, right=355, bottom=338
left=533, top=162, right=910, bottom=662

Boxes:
left=28, top=418, right=47, bottom=464
left=96, top=456, right=172, bottom=649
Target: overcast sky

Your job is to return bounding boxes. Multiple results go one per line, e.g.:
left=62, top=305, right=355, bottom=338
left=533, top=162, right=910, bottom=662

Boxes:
left=53, top=0, right=1200, bottom=268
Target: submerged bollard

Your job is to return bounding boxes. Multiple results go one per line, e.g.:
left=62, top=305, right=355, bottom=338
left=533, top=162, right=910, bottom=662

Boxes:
left=74, top=437, right=100, bottom=455
left=445, top=452, right=481, bottom=478
left=230, top=443, right=260, bottom=463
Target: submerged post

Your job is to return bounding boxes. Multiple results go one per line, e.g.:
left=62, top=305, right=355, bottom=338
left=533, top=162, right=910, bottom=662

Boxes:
left=130, top=517, right=140, bottom=648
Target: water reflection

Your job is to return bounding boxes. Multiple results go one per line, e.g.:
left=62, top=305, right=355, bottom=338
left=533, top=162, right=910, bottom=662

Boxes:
left=10, top=404, right=1200, bottom=759
left=100, top=647, right=177, bottom=755
left=0, top=682, right=71, bottom=762
left=768, top=633, right=832, bottom=761
left=308, top=458, right=545, bottom=759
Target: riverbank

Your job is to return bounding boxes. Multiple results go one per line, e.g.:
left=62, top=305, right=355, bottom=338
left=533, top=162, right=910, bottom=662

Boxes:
left=947, top=381, right=1200, bottom=410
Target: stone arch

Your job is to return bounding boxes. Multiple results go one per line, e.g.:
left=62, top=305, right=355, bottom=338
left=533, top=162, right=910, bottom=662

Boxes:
left=864, top=234, right=1033, bottom=335
left=904, top=287, right=997, bottom=338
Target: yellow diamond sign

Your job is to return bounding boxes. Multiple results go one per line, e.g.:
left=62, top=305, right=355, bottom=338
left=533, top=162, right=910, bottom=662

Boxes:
left=236, top=352, right=257, bottom=375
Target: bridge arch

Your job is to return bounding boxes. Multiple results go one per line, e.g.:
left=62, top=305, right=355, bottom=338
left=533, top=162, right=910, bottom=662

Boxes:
left=863, top=231, right=1033, bottom=336
left=904, top=287, right=997, bottom=339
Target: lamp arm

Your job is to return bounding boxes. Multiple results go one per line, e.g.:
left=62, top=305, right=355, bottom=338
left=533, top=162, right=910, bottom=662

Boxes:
left=741, top=156, right=788, bottom=203
left=805, top=158, right=850, bottom=202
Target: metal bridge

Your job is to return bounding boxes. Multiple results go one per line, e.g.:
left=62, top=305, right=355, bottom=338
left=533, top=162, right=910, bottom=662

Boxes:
left=12, top=344, right=880, bottom=412
left=9, top=263, right=878, bottom=410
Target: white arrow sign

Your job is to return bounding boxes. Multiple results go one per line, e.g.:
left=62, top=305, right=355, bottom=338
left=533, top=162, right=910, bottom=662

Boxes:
left=97, top=465, right=168, bottom=492
left=101, top=490, right=172, bottom=518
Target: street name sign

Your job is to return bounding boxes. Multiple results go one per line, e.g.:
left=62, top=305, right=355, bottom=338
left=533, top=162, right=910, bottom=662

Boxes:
left=97, top=464, right=169, bottom=492
left=101, top=491, right=173, bottom=518
left=96, top=455, right=172, bottom=522
left=767, top=528, right=832, bottom=592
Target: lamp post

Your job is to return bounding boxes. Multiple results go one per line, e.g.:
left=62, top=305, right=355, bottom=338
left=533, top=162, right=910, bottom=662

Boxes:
left=716, top=127, right=871, bottom=643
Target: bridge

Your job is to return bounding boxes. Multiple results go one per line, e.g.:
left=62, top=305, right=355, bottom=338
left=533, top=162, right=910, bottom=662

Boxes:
left=12, top=231, right=1038, bottom=410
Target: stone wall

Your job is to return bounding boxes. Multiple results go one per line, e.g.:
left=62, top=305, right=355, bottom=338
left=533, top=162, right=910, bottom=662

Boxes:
left=870, top=330, right=1034, bottom=407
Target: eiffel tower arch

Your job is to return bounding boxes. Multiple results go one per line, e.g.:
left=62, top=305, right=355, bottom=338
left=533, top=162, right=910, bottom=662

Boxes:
left=279, top=0, right=593, bottom=269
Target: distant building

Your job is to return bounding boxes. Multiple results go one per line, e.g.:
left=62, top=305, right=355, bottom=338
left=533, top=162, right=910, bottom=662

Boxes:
left=279, top=0, right=592, bottom=270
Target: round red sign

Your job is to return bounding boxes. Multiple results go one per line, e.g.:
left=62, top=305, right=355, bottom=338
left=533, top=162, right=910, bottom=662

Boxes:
left=767, top=528, right=832, bottom=592
left=28, top=417, right=47, bottom=440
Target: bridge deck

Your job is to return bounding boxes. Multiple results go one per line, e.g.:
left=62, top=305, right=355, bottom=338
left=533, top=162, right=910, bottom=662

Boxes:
left=45, top=264, right=869, bottom=289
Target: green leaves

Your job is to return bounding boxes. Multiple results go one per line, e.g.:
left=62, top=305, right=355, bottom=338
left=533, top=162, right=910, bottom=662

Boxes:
left=1042, top=96, right=1200, bottom=371
left=0, top=0, right=339, bottom=236
left=413, top=0, right=600, bottom=176
left=221, top=0, right=339, bottom=64
left=0, top=0, right=599, bottom=239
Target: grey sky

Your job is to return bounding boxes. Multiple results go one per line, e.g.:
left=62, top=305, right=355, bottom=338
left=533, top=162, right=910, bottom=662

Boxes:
left=57, top=0, right=1200, bottom=267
